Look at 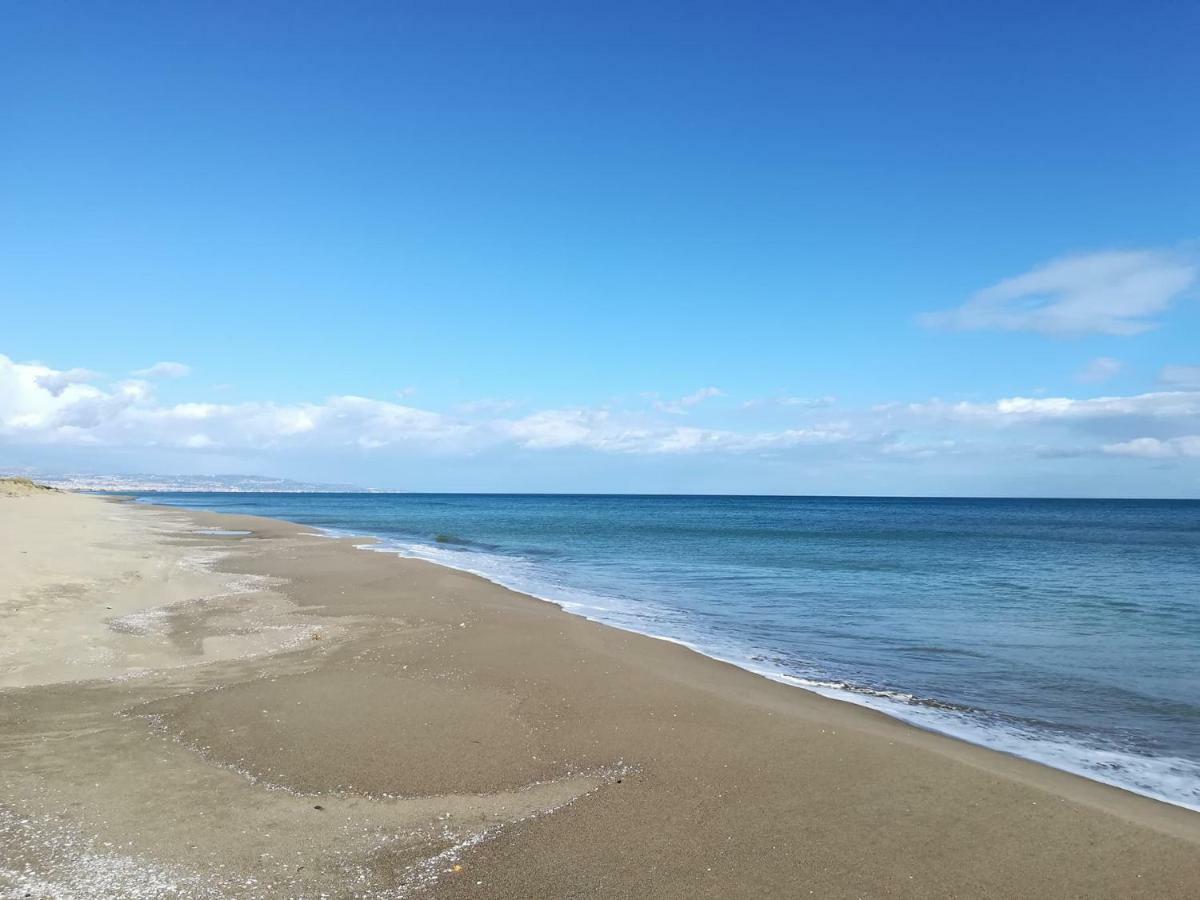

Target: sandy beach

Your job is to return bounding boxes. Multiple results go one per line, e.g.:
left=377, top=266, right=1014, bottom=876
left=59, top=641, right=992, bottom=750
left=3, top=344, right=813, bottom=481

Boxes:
left=1, top=486, right=1198, bottom=898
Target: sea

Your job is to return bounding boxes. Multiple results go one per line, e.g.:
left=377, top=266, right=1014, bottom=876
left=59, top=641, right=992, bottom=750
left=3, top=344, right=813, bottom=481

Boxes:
left=135, top=492, right=1200, bottom=811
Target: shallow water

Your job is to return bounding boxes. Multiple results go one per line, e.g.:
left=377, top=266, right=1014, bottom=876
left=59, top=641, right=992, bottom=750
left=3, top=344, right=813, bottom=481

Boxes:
left=138, top=492, right=1200, bottom=810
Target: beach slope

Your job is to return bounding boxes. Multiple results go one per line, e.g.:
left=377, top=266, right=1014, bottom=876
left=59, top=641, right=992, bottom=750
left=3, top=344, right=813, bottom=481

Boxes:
left=1, top=489, right=1197, bottom=898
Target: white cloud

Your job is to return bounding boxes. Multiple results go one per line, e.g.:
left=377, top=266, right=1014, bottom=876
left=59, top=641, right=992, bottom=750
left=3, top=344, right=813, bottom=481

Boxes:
left=904, top=391, right=1200, bottom=425
left=1075, top=357, right=1122, bottom=384
left=682, top=386, right=722, bottom=406
left=1, top=356, right=132, bottom=435
left=0, top=355, right=468, bottom=453
left=182, top=433, right=217, bottom=449
left=741, top=395, right=836, bottom=410
left=501, top=407, right=853, bottom=454
left=922, top=249, right=1197, bottom=336
left=654, top=386, right=723, bottom=414
left=1103, top=436, right=1200, bottom=459
left=34, top=368, right=101, bottom=396
left=132, top=361, right=191, bottom=379
left=781, top=395, right=835, bottom=407
left=502, top=409, right=627, bottom=450
left=1160, top=364, right=1200, bottom=387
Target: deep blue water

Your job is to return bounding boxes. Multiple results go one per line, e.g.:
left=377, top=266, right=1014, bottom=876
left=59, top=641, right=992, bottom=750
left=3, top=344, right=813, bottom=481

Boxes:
left=137, top=493, right=1200, bottom=809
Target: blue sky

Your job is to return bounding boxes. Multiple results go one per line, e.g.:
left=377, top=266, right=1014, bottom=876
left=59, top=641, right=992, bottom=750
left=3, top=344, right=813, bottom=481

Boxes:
left=2, top=1, right=1198, bottom=495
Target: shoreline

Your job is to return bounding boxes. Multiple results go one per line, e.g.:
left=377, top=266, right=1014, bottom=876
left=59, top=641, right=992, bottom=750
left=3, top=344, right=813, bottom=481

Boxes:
left=162, top=501, right=1200, bottom=834
left=349, top=526, right=1200, bottom=813
left=3, top=491, right=1198, bottom=897
left=145, top=495, right=1200, bottom=814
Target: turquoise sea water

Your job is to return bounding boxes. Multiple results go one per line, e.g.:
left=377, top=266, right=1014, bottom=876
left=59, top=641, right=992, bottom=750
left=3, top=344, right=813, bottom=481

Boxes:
left=138, top=493, right=1200, bottom=810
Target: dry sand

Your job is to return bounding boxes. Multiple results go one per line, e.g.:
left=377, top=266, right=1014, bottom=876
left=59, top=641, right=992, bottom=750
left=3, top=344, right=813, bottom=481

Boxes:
left=1, top=488, right=1198, bottom=898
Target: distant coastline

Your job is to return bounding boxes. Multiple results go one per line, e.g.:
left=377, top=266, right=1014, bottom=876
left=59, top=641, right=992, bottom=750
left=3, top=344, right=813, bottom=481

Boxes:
left=1, top=472, right=383, bottom=493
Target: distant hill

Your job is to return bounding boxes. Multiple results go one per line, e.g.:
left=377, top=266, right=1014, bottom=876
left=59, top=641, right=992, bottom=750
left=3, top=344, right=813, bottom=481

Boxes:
left=10, top=472, right=382, bottom=493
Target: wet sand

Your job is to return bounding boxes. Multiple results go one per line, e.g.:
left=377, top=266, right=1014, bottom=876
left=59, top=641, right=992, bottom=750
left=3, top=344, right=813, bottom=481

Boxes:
left=1, top=489, right=1198, bottom=898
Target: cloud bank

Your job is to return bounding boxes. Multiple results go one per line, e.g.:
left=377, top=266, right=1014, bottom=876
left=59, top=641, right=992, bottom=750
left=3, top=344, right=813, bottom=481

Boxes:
left=0, top=356, right=848, bottom=457
left=3, top=355, right=1199, bottom=484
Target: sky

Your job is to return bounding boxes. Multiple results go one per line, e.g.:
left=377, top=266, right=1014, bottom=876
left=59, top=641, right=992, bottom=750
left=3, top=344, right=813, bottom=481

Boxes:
left=2, top=1, right=1198, bottom=496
